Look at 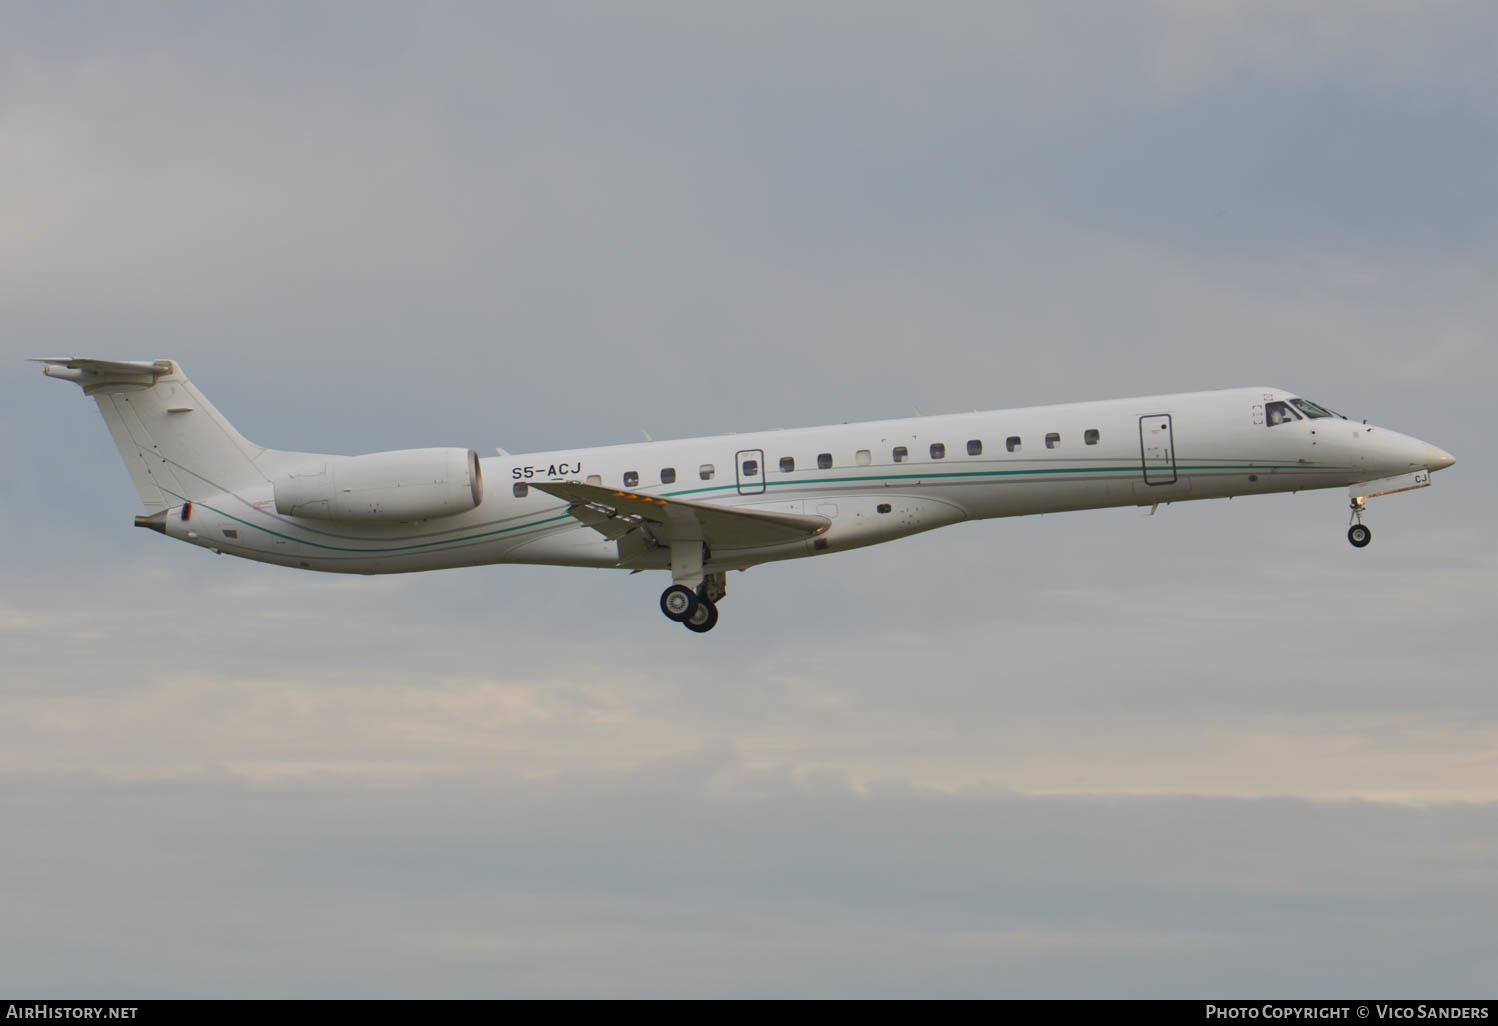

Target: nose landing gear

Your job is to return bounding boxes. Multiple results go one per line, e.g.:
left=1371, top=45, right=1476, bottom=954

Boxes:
left=1347, top=498, right=1372, bottom=548
left=1343, top=470, right=1438, bottom=549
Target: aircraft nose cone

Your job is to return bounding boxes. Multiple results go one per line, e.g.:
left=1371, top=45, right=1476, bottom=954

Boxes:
left=1425, top=444, right=1456, bottom=472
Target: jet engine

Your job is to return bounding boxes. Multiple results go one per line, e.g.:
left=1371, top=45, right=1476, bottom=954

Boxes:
left=273, top=448, right=484, bottom=521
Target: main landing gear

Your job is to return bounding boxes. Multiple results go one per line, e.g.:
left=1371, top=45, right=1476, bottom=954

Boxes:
left=660, top=585, right=697, bottom=620
left=659, top=543, right=726, bottom=633
left=684, top=597, right=719, bottom=634
left=1347, top=497, right=1372, bottom=548
left=660, top=581, right=724, bottom=632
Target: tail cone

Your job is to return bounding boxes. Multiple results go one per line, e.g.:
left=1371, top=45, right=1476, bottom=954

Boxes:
left=134, top=510, right=167, bottom=534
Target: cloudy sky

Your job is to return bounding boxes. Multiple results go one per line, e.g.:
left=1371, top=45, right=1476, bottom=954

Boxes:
left=3, top=1, right=1495, bottom=997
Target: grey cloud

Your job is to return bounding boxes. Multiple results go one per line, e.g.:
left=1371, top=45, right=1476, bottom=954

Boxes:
left=2, top=763, right=1495, bottom=996
left=2, top=508, right=1491, bottom=802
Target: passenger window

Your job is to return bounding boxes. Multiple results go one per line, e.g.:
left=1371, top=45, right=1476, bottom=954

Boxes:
left=699, top=464, right=715, bottom=480
left=661, top=467, right=676, bottom=484
left=892, top=446, right=908, bottom=463
left=876, top=503, right=892, bottom=514
left=930, top=443, right=946, bottom=460
left=780, top=456, right=795, bottom=473
left=967, top=439, right=982, bottom=456
left=817, top=453, right=833, bottom=470
left=1265, top=401, right=1302, bottom=427
left=513, top=482, right=528, bottom=498
left=623, top=471, right=640, bottom=488
left=1006, top=436, right=1021, bottom=452
left=1084, top=429, right=1100, bottom=446
left=1045, top=433, right=1060, bottom=449
left=586, top=475, right=602, bottom=485
left=856, top=449, right=871, bottom=466
left=742, top=459, right=758, bottom=477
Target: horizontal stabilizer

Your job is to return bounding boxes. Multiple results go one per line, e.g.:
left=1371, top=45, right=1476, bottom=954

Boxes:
left=35, top=357, right=171, bottom=373
left=34, top=357, right=173, bottom=389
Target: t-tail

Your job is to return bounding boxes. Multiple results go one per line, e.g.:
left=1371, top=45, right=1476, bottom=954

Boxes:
left=34, top=358, right=291, bottom=528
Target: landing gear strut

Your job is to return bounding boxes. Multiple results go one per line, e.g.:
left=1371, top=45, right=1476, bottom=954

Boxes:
left=1347, top=498, right=1372, bottom=548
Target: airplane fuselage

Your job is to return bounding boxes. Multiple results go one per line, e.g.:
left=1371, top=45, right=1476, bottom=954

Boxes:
left=155, top=386, right=1448, bottom=578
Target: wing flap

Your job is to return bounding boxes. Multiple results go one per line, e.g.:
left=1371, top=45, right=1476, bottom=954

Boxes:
left=529, top=480, right=829, bottom=549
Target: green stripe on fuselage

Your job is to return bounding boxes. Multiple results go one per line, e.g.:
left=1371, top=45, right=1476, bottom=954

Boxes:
left=166, top=462, right=1334, bottom=556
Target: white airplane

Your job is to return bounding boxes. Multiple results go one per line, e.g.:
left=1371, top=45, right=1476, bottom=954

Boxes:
left=38, top=357, right=1454, bottom=633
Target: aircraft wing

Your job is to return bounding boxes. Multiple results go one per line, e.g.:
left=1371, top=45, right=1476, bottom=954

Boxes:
left=527, top=480, right=830, bottom=549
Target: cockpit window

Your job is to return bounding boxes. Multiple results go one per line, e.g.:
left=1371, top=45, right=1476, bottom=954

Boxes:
left=1289, top=398, right=1344, bottom=420
left=1265, top=401, right=1302, bottom=426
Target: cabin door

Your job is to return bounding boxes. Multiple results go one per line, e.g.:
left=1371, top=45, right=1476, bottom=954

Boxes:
left=1138, top=415, right=1177, bottom=485
left=735, top=449, right=766, bottom=495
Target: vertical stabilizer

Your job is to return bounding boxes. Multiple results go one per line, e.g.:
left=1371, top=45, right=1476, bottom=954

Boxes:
left=36, top=358, right=278, bottom=509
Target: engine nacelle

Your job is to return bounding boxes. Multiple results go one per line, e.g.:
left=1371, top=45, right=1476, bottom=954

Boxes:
left=273, top=448, right=484, bottom=521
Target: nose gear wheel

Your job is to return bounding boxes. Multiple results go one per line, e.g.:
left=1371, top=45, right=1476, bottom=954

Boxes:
left=1347, top=498, right=1372, bottom=548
